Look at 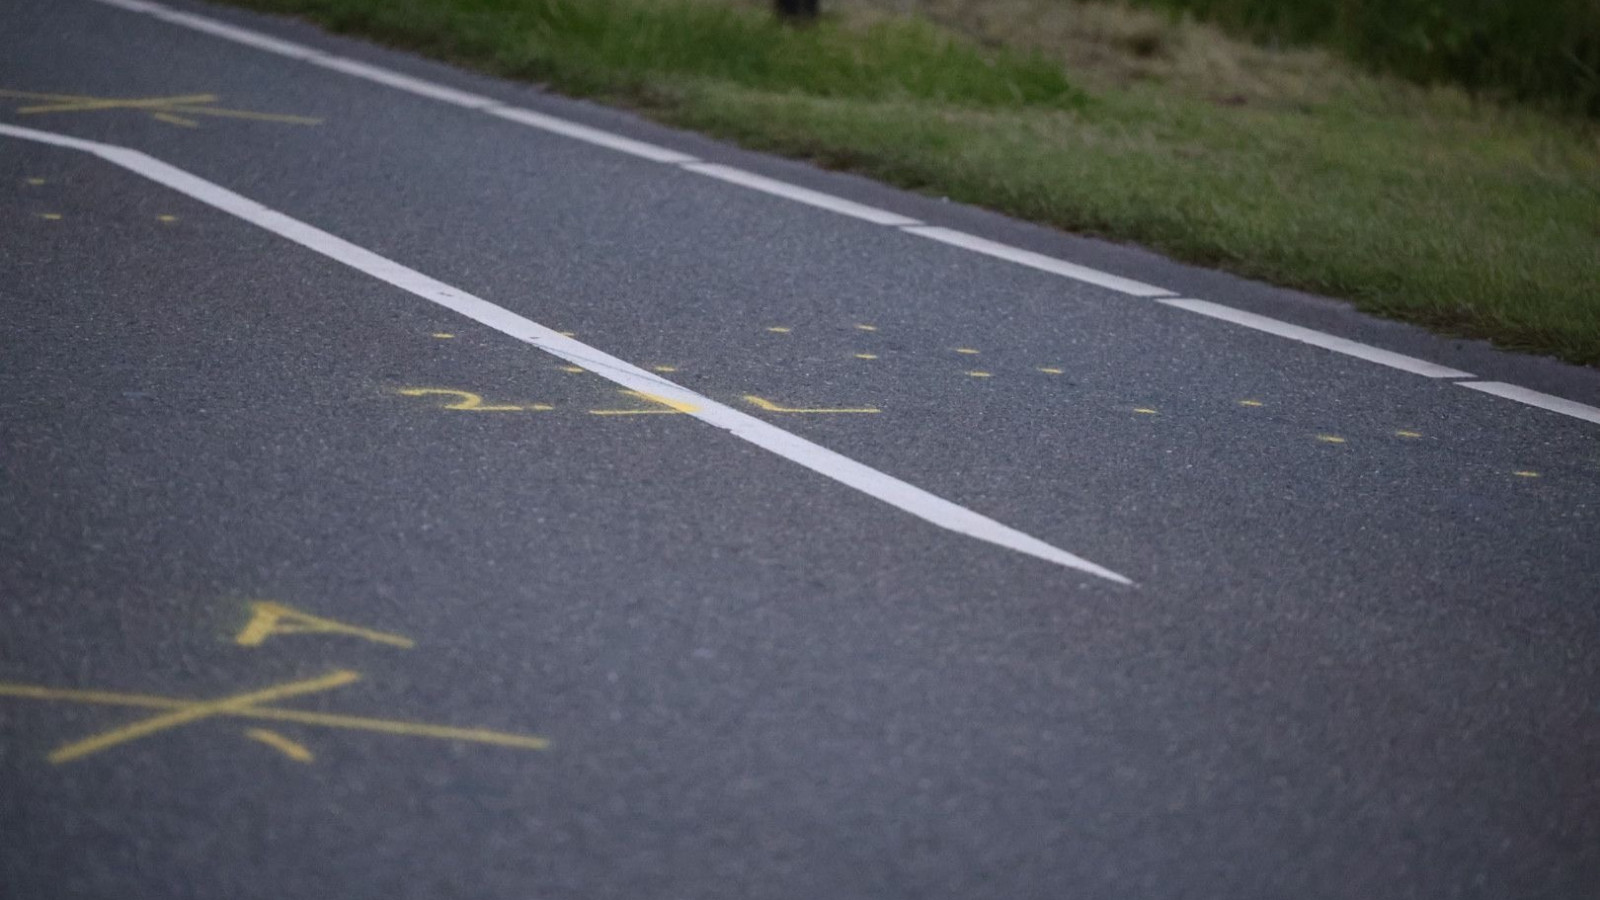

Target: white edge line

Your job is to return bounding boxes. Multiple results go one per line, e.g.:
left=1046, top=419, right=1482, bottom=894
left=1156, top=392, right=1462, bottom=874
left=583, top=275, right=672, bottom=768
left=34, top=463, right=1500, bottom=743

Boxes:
left=485, top=106, right=698, bottom=165
left=152, top=8, right=329, bottom=60
left=0, top=122, right=1132, bottom=585
left=309, top=56, right=499, bottom=109
left=81, top=0, right=1177, bottom=301
left=904, top=226, right=1176, bottom=298
left=1457, top=382, right=1600, bottom=426
left=682, top=163, right=921, bottom=227
left=1160, top=298, right=1475, bottom=379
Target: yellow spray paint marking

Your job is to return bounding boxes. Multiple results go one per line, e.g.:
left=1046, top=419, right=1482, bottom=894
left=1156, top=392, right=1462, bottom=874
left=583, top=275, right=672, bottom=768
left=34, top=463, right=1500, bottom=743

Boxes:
left=38, top=213, right=61, bottom=220
left=0, top=88, right=322, bottom=128
left=47, top=671, right=359, bottom=764
left=651, top=365, right=678, bottom=373
left=955, top=348, right=980, bottom=355
left=156, top=214, right=178, bottom=223
left=855, top=324, right=877, bottom=331
left=966, top=371, right=993, bottom=378
left=0, top=674, right=549, bottom=763
left=432, top=332, right=455, bottom=339
left=558, top=331, right=577, bottom=337
left=236, top=601, right=415, bottom=649
left=1238, top=399, right=1264, bottom=407
left=1317, top=434, right=1347, bottom=444
left=1514, top=470, right=1541, bottom=478
left=245, top=728, right=314, bottom=763
left=588, top=389, right=696, bottom=416
left=743, top=395, right=880, bottom=414
left=397, top=388, right=547, bottom=412
left=1038, top=367, right=1064, bottom=375
left=1396, top=430, right=1423, bottom=438
left=1133, top=408, right=1158, bottom=415
left=25, top=177, right=45, bottom=186
left=854, top=353, right=878, bottom=360
left=558, top=365, right=584, bottom=374
left=766, top=326, right=791, bottom=333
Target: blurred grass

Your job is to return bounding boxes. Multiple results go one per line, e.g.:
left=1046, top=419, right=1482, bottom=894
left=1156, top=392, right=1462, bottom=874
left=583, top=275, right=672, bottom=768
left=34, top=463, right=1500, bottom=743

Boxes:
left=1121, top=0, right=1600, bottom=116
left=226, top=0, right=1600, bottom=365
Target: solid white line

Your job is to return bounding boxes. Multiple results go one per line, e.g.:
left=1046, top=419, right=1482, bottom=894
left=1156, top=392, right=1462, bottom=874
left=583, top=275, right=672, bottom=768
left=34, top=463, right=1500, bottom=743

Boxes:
left=682, top=163, right=921, bottom=227
left=0, top=122, right=1130, bottom=585
left=1160, top=298, right=1475, bottom=379
left=310, top=56, right=499, bottom=109
left=485, top=106, right=699, bottom=165
left=152, top=8, right=329, bottom=60
left=1457, top=382, right=1600, bottom=425
left=903, top=226, right=1176, bottom=298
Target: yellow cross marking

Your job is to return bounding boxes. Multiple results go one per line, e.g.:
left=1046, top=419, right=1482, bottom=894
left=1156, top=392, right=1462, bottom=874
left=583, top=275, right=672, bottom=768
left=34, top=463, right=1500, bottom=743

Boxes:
left=0, top=672, right=549, bottom=765
left=0, top=88, right=322, bottom=128
left=744, top=395, right=880, bottom=414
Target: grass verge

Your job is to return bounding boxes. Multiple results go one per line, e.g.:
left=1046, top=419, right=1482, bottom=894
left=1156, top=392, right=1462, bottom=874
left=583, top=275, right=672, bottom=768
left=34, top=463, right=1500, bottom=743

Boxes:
left=225, top=0, right=1600, bottom=365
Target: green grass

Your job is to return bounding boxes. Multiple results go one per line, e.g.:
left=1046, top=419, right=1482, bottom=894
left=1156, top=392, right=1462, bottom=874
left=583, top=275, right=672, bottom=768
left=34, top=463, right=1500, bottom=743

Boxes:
left=225, top=0, right=1600, bottom=365
left=1122, top=0, right=1600, bottom=116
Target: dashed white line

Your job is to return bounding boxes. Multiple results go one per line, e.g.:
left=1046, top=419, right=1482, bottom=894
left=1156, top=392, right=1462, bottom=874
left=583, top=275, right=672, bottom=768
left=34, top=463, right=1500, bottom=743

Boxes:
left=310, top=56, right=499, bottom=109
left=683, top=163, right=920, bottom=227
left=0, top=122, right=1132, bottom=585
left=1159, top=298, right=1475, bottom=379
left=485, top=105, right=699, bottom=164
left=904, top=226, right=1176, bottom=298
left=1457, top=382, right=1600, bottom=425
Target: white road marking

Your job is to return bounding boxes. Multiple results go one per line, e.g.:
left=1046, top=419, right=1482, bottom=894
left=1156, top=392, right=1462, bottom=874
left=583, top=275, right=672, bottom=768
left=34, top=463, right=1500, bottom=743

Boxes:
left=683, top=163, right=921, bottom=227
left=310, top=57, right=499, bottom=109
left=0, top=123, right=1131, bottom=585
left=153, top=8, right=329, bottom=60
left=1457, top=382, right=1600, bottom=425
left=1159, top=298, right=1475, bottom=379
left=486, top=106, right=699, bottom=165
left=903, top=226, right=1176, bottom=298
left=69, top=0, right=1600, bottom=429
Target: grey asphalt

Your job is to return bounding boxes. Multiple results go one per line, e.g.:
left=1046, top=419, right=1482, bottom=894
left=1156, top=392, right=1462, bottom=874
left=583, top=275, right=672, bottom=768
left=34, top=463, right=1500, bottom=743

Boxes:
left=1, top=1, right=1598, bottom=897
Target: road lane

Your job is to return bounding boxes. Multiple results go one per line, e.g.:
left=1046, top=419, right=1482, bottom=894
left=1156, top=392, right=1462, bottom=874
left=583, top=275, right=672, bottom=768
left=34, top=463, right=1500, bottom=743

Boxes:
left=3, top=1, right=1599, bottom=897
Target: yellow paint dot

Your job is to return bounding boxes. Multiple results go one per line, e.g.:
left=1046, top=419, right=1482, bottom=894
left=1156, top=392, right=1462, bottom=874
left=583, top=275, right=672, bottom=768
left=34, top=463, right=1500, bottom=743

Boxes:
left=1133, top=408, right=1158, bottom=415
left=966, top=371, right=992, bottom=378
left=766, top=326, right=791, bottom=333
left=559, top=331, right=576, bottom=337
left=157, top=214, right=178, bottom=223
left=1238, top=399, right=1263, bottom=407
left=855, top=324, right=877, bottom=331
left=1317, top=435, right=1347, bottom=444
left=854, top=353, right=878, bottom=360
left=38, top=213, right=61, bottom=220
left=1514, top=470, right=1540, bottom=478
left=1038, top=367, right=1064, bottom=375
left=25, top=178, right=45, bottom=186
left=1395, top=430, right=1422, bottom=438
left=652, top=365, right=677, bottom=373
left=955, top=348, right=980, bottom=355
left=432, top=333, right=455, bottom=339
left=558, top=366, right=583, bottom=373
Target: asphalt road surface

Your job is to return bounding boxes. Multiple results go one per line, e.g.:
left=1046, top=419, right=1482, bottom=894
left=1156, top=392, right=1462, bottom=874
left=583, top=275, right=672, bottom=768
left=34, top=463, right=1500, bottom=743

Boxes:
left=2, top=1, right=1598, bottom=897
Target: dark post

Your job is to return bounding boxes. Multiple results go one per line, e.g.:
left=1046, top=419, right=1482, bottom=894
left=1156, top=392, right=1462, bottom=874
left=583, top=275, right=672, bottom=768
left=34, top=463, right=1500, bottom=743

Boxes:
left=775, top=0, right=819, bottom=21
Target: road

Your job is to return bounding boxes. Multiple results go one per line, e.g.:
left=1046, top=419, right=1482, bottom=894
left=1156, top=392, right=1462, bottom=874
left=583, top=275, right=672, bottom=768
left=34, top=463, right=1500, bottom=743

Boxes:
left=1, top=0, right=1597, bottom=896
